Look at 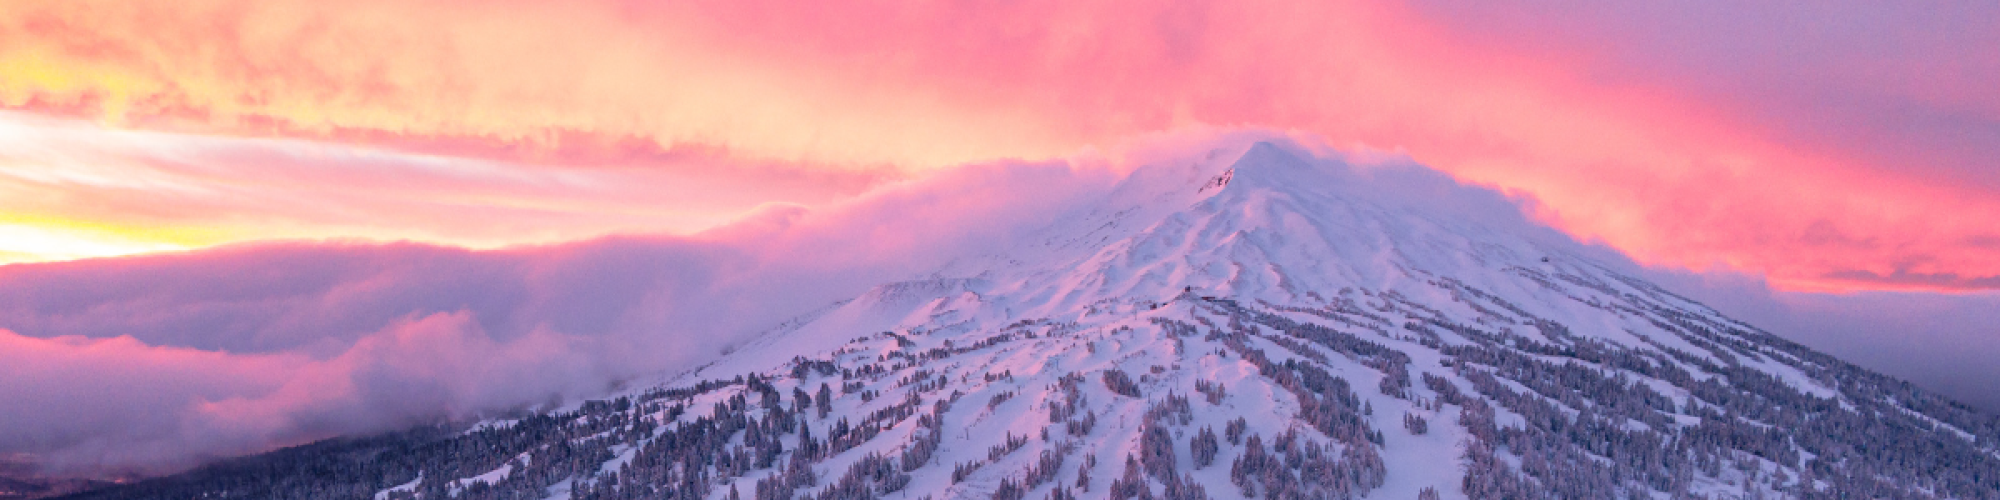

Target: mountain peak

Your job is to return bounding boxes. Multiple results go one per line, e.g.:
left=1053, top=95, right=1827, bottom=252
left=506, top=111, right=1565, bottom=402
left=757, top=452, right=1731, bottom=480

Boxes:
left=1211, top=141, right=1313, bottom=191
left=1233, top=141, right=1309, bottom=171
left=77, top=140, right=2000, bottom=500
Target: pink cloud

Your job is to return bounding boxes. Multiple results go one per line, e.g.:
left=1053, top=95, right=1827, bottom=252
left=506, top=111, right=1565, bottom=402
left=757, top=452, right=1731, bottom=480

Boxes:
left=0, top=312, right=619, bottom=475
left=0, top=134, right=1150, bottom=475
left=0, top=331, right=303, bottom=473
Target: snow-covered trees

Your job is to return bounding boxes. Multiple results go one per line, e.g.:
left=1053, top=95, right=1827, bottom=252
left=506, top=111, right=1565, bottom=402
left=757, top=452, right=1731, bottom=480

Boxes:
left=1190, top=427, right=1220, bottom=468
left=70, top=277, right=2000, bottom=500
left=1193, top=379, right=1226, bottom=405
left=1402, top=412, right=1428, bottom=435
left=1102, top=369, right=1141, bottom=398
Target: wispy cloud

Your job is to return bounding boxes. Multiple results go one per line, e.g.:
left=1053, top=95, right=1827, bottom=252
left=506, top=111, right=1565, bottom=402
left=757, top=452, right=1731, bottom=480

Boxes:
left=0, top=112, right=887, bottom=262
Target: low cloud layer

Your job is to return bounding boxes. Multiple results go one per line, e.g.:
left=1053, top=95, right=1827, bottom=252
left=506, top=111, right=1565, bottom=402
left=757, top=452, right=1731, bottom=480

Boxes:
left=1648, top=271, right=2000, bottom=412
left=0, top=138, right=1124, bottom=476
left=1, top=132, right=1993, bottom=478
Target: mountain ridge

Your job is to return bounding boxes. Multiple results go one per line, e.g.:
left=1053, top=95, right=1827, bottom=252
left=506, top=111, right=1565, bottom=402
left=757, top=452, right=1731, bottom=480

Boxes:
left=56, top=142, right=2000, bottom=500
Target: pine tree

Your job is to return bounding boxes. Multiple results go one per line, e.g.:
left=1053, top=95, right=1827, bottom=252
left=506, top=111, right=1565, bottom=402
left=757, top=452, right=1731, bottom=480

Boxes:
left=816, top=383, right=834, bottom=419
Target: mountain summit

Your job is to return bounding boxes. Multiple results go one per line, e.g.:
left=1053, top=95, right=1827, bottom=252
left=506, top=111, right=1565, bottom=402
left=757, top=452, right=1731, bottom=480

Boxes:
left=67, top=143, right=2000, bottom=500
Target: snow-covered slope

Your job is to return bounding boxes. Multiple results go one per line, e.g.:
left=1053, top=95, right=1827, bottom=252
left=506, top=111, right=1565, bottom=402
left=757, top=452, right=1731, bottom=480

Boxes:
left=74, top=142, right=2000, bottom=500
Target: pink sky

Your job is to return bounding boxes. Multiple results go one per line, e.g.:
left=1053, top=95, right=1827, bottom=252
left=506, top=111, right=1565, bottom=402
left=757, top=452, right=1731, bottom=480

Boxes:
left=1, top=0, right=1998, bottom=476
left=2, top=0, right=1996, bottom=290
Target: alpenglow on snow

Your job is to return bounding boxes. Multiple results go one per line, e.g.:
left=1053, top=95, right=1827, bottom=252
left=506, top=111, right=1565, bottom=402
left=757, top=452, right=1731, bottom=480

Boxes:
left=71, top=142, right=2000, bottom=500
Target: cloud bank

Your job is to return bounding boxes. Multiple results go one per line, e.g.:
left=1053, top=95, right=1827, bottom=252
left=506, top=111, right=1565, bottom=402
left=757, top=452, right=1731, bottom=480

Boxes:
left=0, top=139, right=1123, bottom=476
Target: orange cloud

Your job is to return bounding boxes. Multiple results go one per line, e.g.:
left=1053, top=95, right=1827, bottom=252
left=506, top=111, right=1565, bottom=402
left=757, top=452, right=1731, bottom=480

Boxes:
left=0, top=0, right=1075, bottom=167
left=0, top=111, right=887, bottom=263
left=2, top=0, right=1995, bottom=290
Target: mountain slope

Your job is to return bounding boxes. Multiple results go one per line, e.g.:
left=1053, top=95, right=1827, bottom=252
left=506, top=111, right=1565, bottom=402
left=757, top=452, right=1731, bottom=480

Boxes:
left=64, top=142, right=2000, bottom=500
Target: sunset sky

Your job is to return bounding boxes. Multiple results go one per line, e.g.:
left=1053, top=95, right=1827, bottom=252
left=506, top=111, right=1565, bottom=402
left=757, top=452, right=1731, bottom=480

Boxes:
left=2, top=0, right=1997, bottom=475
left=4, top=0, right=1997, bottom=291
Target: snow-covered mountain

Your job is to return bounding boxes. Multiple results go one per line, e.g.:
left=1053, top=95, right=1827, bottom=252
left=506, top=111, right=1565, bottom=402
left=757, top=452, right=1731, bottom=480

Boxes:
left=67, top=143, right=2000, bottom=499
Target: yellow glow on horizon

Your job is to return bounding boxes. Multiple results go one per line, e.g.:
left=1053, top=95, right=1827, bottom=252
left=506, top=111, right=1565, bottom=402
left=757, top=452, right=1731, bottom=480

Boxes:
left=0, top=212, right=231, bottom=247
left=0, top=221, right=192, bottom=264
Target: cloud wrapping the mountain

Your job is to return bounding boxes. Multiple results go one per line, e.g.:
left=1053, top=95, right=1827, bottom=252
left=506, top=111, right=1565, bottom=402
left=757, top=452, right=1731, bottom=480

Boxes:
left=0, top=143, right=1124, bottom=475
